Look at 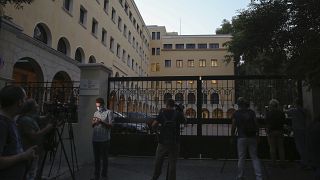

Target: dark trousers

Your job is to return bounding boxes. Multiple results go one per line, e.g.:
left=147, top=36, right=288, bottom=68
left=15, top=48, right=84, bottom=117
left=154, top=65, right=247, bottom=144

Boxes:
left=151, top=143, right=180, bottom=180
left=93, top=141, right=110, bottom=179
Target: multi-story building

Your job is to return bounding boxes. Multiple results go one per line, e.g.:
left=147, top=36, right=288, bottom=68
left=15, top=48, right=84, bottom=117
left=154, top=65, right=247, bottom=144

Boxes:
left=0, top=1, right=234, bottom=118
left=147, top=26, right=234, bottom=118
left=0, top=0, right=150, bottom=87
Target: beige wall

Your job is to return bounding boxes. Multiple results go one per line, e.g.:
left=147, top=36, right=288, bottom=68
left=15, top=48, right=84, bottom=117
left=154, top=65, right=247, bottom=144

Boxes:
left=4, top=0, right=150, bottom=78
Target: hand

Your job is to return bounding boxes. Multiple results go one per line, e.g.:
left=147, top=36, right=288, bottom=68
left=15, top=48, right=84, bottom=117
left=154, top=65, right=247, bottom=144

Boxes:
left=22, top=145, right=37, bottom=161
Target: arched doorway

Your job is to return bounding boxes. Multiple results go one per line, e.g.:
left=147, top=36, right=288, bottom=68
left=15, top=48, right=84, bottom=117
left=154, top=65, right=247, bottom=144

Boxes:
left=186, top=108, right=196, bottom=118
left=202, top=108, right=209, bottom=118
left=51, top=71, right=72, bottom=103
left=213, top=108, right=224, bottom=118
left=12, top=57, right=44, bottom=83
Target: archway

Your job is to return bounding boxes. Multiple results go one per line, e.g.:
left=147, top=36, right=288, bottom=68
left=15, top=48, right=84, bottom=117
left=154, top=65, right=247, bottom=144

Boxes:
left=213, top=108, right=223, bottom=118
left=51, top=71, right=72, bottom=103
left=12, top=57, right=44, bottom=83
left=186, top=108, right=196, bottom=118
left=202, top=108, right=209, bottom=118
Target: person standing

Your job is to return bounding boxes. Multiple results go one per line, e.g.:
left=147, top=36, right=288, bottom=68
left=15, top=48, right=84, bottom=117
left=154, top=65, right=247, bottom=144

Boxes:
left=286, top=98, right=308, bottom=168
left=231, top=97, right=263, bottom=180
left=151, top=99, right=186, bottom=180
left=265, top=99, right=286, bottom=166
left=0, top=85, right=37, bottom=180
left=16, top=99, right=54, bottom=180
left=91, top=98, right=113, bottom=180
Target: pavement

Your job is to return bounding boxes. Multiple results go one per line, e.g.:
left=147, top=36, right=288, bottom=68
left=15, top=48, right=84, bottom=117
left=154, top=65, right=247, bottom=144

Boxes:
left=41, top=156, right=314, bottom=180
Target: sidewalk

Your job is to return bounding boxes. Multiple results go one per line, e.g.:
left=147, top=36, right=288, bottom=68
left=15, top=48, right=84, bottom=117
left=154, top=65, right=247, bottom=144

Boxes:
left=49, top=157, right=314, bottom=180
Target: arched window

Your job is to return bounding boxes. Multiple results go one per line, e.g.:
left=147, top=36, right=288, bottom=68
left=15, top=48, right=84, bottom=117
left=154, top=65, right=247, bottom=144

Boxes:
left=175, top=93, right=184, bottom=104
left=186, top=108, right=196, bottom=118
left=202, top=93, right=208, bottom=104
left=213, top=108, right=223, bottom=118
left=202, top=108, right=209, bottom=118
left=33, top=24, right=50, bottom=45
left=89, top=56, right=96, bottom=63
left=57, top=37, right=70, bottom=55
left=75, top=47, right=85, bottom=63
left=187, top=93, right=195, bottom=104
left=210, top=92, right=219, bottom=104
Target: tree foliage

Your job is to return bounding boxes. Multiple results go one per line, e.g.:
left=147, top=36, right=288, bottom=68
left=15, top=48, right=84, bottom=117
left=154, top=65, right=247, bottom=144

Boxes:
left=226, top=0, right=320, bottom=87
left=0, top=0, right=33, bottom=8
left=216, top=19, right=233, bottom=34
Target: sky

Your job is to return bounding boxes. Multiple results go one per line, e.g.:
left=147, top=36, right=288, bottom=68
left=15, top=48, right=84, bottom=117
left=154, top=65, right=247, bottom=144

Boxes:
left=134, top=0, right=252, bottom=35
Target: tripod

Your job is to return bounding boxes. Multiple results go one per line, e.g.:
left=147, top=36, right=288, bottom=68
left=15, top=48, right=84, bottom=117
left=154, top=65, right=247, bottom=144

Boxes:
left=38, top=121, right=79, bottom=180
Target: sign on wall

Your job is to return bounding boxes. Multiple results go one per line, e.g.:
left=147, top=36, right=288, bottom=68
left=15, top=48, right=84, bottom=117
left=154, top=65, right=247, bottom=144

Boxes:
left=79, top=79, right=100, bottom=95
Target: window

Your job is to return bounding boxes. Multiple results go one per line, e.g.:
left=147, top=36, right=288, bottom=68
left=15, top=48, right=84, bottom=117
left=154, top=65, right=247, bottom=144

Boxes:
left=165, top=60, right=171, bottom=68
left=186, top=44, right=195, bottom=49
left=131, top=59, right=134, bottom=69
left=176, top=60, right=183, bottom=68
left=33, top=24, right=48, bottom=44
left=91, top=18, right=98, bottom=36
left=103, top=0, right=109, bottom=12
left=156, top=32, right=160, bottom=40
left=209, top=43, right=219, bottom=49
left=188, top=60, right=194, bottom=67
left=175, top=44, right=184, bottom=49
left=123, top=24, right=127, bottom=37
left=133, top=18, right=136, bottom=26
left=152, top=48, right=155, bottom=55
left=109, top=37, right=114, bottom=52
left=198, top=43, right=207, bottom=49
left=156, top=48, right=160, bottom=55
left=129, top=11, right=132, bottom=21
left=111, top=8, right=116, bottom=23
left=127, top=55, right=130, bottom=66
left=128, top=31, right=132, bottom=43
left=151, top=63, right=160, bottom=72
left=116, top=44, right=121, bottom=57
left=199, top=59, right=206, bottom=67
left=124, top=2, right=129, bottom=14
left=101, top=29, right=107, bottom=44
left=211, top=59, right=218, bottom=67
left=163, top=44, right=172, bottom=49
left=210, top=93, right=219, bottom=104
left=57, top=38, right=69, bottom=55
left=132, top=37, right=135, bottom=47
left=118, top=17, right=122, bottom=31
left=75, top=48, right=84, bottom=63
left=122, top=49, right=126, bottom=62
left=79, top=6, right=87, bottom=26
left=152, top=32, right=156, bottom=40
left=63, top=0, right=72, bottom=12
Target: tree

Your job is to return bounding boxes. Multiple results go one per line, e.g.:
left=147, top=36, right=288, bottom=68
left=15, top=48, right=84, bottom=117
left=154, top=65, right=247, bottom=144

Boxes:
left=0, top=0, right=33, bottom=8
left=225, top=0, right=320, bottom=87
left=215, top=19, right=233, bottom=34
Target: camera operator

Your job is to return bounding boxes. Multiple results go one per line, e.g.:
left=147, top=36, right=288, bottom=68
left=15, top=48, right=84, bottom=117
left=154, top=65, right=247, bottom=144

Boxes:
left=16, top=99, right=54, bottom=180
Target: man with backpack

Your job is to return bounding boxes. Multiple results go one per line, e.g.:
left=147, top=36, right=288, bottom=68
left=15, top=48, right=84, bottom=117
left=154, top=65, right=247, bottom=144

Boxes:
left=231, top=97, right=263, bottom=180
left=151, top=99, right=186, bottom=180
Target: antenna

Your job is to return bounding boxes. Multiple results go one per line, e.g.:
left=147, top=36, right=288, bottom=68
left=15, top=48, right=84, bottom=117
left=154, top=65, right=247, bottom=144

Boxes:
left=179, top=18, right=182, bottom=35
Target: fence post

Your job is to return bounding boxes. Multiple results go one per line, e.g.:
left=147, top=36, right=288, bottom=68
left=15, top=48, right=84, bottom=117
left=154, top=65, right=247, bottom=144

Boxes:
left=74, top=63, right=112, bottom=164
left=196, top=77, right=202, bottom=136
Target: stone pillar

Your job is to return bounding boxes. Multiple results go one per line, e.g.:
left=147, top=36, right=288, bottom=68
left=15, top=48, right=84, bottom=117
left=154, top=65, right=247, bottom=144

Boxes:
left=74, top=63, right=112, bottom=164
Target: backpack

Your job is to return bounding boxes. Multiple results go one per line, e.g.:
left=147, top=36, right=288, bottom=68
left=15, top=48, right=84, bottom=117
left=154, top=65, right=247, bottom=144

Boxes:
left=238, top=110, right=257, bottom=137
left=159, top=111, right=178, bottom=145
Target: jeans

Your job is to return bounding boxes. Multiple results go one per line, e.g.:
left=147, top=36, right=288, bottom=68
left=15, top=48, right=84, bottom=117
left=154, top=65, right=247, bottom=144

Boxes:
left=151, top=143, right=180, bottom=180
left=237, top=137, right=263, bottom=180
left=93, top=141, right=110, bottom=179
left=268, top=131, right=285, bottom=164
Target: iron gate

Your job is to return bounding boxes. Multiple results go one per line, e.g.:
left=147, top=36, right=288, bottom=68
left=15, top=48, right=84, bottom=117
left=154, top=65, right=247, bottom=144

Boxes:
left=108, top=75, right=300, bottom=159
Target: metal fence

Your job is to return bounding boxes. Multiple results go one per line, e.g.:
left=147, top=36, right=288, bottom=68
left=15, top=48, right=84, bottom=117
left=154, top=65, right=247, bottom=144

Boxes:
left=108, top=75, right=301, bottom=158
left=6, top=81, right=80, bottom=123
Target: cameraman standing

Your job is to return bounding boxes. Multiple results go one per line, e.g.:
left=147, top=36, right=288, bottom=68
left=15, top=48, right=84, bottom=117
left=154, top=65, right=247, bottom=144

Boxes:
left=91, top=98, right=113, bottom=180
left=151, top=99, right=186, bottom=180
